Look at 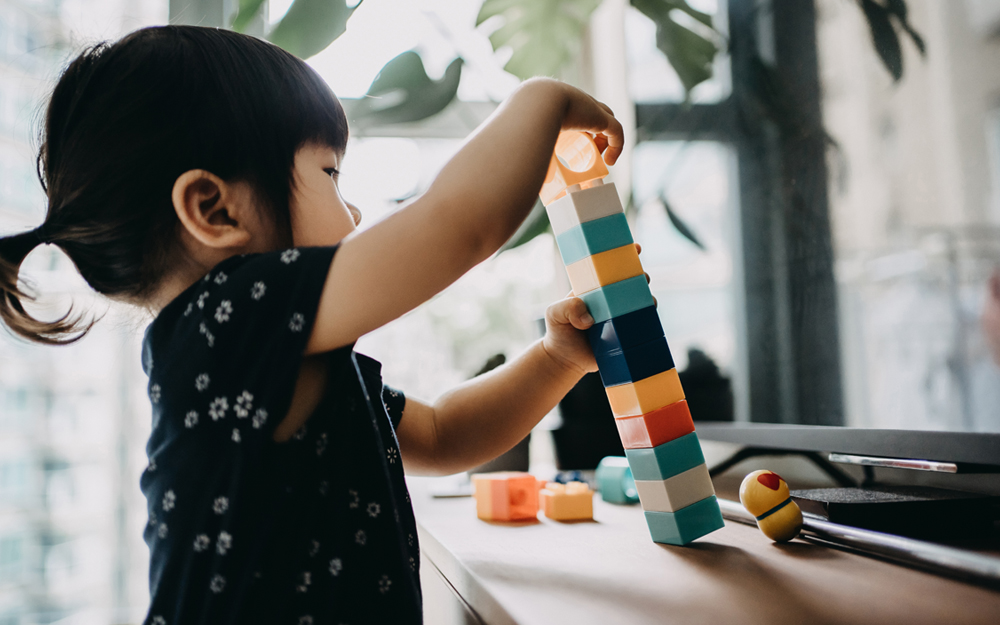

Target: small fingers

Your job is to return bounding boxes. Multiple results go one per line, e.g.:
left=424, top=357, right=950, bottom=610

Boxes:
left=548, top=297, right=595, bottom=330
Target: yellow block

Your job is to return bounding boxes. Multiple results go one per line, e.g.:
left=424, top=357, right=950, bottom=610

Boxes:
left=605, top=368, right=685, bottom=418
left=565, top=244, right=644, bottom=294
left=540, top=482, right=594, bottom=521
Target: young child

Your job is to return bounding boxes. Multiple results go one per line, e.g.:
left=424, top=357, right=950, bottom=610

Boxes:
left=0, top=26, right=623, bottom=624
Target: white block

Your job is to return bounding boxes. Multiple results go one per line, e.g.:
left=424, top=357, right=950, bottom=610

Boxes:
left=634, top=463, right=716, bottom=513
left=545, top=182, right=623, bottom=236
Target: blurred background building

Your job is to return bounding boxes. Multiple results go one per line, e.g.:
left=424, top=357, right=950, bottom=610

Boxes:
left=0, top=0, right=998, bottom=622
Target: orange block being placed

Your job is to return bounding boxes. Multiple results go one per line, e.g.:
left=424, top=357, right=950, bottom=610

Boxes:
left=565, top=244, right=644, bottom=295
left=616, top=400, right=696, bottom=449
left=540, top=481, right=594, bottom=521
left=471, top=472, right=539, bottom=521
left=539, top=132, right=610, bottom=206
left=605, top=368, right=685, bottom=418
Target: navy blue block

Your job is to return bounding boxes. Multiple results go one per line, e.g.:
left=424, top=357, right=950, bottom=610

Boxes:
left=595, top=336, right=675, bottom=387
left=587, top=306, right=664, bottom=355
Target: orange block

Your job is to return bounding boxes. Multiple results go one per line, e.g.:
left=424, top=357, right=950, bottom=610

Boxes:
left=615, top=400, right=696, bottom=449
left=471, top=472, right=539, bottom=521
left=605, top=368, right=685, bottom=418
left=565, top=244, right=644, bottom=295
left=540, top=481, right=594, bottom=521
left=540, top=132, right=609, bottom=206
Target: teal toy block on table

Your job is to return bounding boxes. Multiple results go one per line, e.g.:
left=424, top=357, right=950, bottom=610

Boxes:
left=540, top=131, right=723, bottom=545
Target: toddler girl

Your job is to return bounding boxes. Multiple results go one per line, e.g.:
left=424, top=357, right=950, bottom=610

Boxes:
left=0, top=26, right=623, bottom=624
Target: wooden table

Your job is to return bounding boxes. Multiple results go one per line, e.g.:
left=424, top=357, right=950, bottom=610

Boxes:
left=410, top=477, right=1000, bottom=625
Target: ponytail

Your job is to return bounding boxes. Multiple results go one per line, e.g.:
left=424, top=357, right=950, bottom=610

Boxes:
left=0, top=226, right=91, bottom=345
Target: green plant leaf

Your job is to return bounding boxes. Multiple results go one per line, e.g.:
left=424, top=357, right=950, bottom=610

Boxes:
left=860, top=0, right=903, bottom=81
left=267, top=0, right=361, bottom=59
left=629, top=0, right=718, bottom=95
left=499, top=199, right=550, bottom=253
left=231, top=0, right=266, bottom=33
left=884, top=0, right=926, bottom=56
left=476, top=0, right=602, bottom=80
left=352, top=51, right=463, bottom=126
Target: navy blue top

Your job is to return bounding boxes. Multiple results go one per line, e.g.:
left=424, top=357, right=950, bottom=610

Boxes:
left=139, top=246, right=421, bottom=624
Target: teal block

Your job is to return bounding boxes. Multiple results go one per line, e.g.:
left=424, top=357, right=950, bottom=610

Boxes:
left=579, top=276, right=654, bottom=323
left=555, top=213, right=634, bottom=265
left=644, top=496, right=725, bottom=545
left=625, top=432, right=705, bottom=481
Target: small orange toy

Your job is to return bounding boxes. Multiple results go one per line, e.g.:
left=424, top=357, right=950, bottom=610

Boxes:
left=540, top=481, right=594, bottom=521
left=739, top=470, right=803, bottom=542
left=471, top=472, right=539, bottom=521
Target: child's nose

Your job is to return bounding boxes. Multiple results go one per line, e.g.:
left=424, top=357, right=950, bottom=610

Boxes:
left=347, top=202, right=362, bottom=226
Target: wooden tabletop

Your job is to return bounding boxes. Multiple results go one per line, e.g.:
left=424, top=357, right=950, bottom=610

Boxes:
left=409, top=477, right=1000, bottom=625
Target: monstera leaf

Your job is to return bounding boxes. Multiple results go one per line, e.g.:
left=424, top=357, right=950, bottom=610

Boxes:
left=630, top=0, right=717, bottom=95
left=476, top=0, right=602, bottom=80
left=231, top=0, right=360, bottom=59
left=351, top=51, right=464, bottom=127
left=858, top=0, right=925, bottom=82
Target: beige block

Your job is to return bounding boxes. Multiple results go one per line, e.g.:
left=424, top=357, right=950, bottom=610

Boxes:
left=634, top=463, right=716, bottom=513
left=545, top=182, right=623, bottom=236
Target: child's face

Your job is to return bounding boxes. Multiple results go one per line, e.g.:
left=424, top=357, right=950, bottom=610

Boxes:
left=287, top=143, right=361, bottom=247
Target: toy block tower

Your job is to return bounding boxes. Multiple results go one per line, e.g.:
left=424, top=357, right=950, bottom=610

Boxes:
left=541, top=131, right=724, bottom=545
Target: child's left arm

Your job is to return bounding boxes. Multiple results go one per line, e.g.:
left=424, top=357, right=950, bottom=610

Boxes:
left=394, top=290, right=602, bottom=476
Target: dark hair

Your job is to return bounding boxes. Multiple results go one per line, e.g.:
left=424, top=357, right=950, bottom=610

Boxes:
left=0, top=25, right=348, bottom=344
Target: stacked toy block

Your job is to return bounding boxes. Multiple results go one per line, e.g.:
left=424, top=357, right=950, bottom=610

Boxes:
left=540, top=132, right=725, bottom=545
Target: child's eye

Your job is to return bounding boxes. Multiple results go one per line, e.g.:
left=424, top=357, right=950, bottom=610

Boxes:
left=323, top=168, right=340, bottom=178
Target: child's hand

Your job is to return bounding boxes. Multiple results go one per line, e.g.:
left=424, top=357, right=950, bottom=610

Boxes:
left=542, top=243, right=648, bottom=376
left=538, top=78, right=625, bottom=166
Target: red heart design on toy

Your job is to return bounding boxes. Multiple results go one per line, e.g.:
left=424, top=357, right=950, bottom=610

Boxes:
left=757, top=472, right=782, bottom=490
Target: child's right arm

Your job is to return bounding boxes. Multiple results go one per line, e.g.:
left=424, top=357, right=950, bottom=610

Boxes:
left=305, top=78, right=624, bottom=355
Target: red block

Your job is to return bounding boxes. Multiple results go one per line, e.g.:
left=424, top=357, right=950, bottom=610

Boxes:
left=615, top=400, right=695, bottom=449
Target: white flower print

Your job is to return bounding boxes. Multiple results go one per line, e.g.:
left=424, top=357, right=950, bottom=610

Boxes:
left=329, top=558, right=343, bottom=576
left=147, top=459, right=157, bottom=472
left=151, top=616, right=166, bottom=625
left=150, top=384, right=161, bottom=404
left=289, top=312, right=305, bottom=332
left=184, top=302, right=193, bottom=316
left=409, top=556, right=416, bottom=571
left=235, top=391, right=253, bottom=418
left=293, top=424, right=307, bottom=440
left=214, top=271, right=228, bottom=285
left=296, top=571, right=311, bottom=593
left=203, top=272, right=212, bottom=283
left=198, top=322, right=215, bottom=347
left=251, top=281, right=266, bottom=300
left=316, top=433, right=328, bottom=456
left=157, top=523, right=168, bottom=539
left=195, top=373, right=210, bottom=392
left=184, top=411, right=199, bottom=428
left=298, top=618, right=313, bottom=625
left=318, top=480, right=329, bottom=496
left=214, top=300, right=233, bottom=323
left=408, top=533, right=414, bottom=547
left=387, top=447, right=399, bottom=464
left=308, top=540, right=320, bottom=557
left=213, top=496, right=229, bottom=515
left=355, top=530, right=366, bottom=546
left=252, top=408, right=268, bottom=429
left=193, top=534, right=210, bottom=552
left=231, top=428, right=241, bottom=443
left=348, top=489, right=359, bottom=509
left=148, top=511, right=158, bottom=527
left=280, top=249, right=301, bottom=264
left=217, top=531, right=232, bottom=555
left=379, top=575, right=392, bottom=594
left=210, top=574, right=226, bottom=593
left=196, top=291, right=210, bottom=309
left=162, top=490, right=176, bottom=512
left=209, top=396, right=228, bottom=421
left=366, top=502, right=381, bottom=519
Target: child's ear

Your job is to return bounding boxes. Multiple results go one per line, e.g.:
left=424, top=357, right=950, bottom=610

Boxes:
left=171, top=170, right=252, bottom=249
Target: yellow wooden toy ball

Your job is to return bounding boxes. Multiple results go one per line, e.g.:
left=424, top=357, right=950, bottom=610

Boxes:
left=739, top=470, right=803, bottom=542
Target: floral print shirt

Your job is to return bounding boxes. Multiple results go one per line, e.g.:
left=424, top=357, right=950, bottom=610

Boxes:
left=140, top=246, right=421, bottom=624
